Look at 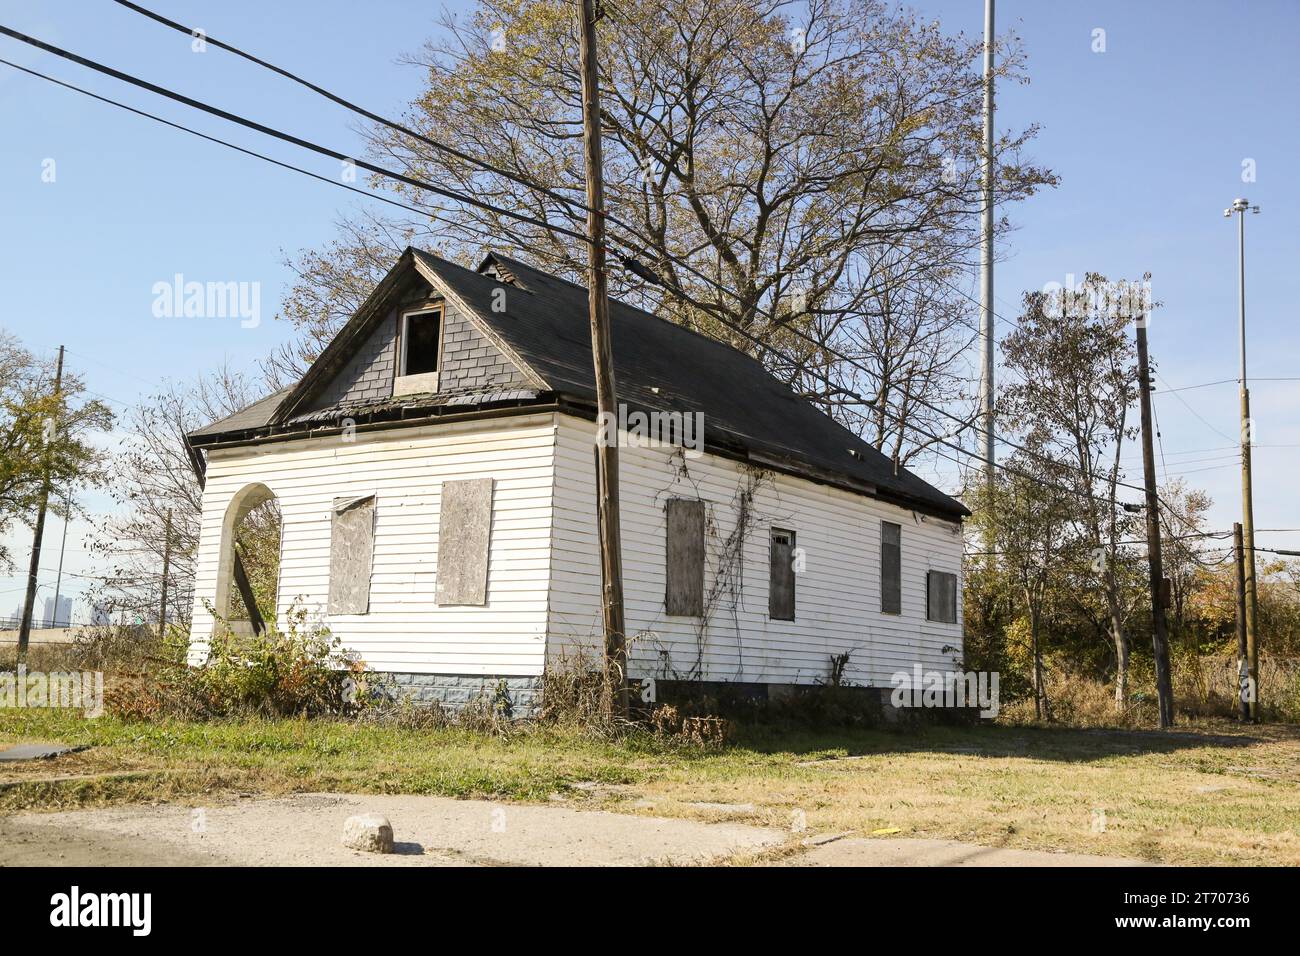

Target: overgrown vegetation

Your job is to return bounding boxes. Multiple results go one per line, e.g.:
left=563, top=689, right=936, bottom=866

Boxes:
left=964, top=276, right=1300, bottom=727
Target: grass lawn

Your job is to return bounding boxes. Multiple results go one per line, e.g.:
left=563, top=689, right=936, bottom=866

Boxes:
left=2, top=709, right=1297, bottom=866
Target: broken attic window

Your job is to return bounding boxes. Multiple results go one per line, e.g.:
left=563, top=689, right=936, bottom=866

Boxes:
left=328, top=495, right=376, bottom=615
left=402, top=308, right=442, bottom=376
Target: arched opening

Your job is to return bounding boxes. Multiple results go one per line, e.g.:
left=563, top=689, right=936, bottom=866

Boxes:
left=214, top=483, right=283, bottom=635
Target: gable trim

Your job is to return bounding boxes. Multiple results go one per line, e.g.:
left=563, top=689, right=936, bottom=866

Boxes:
left=412, top=255, right=549, bottom=393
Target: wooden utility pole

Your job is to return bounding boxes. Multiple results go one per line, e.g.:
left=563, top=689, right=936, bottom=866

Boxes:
left=1233, top=522, right=1250, bottom=720
left=16, top=345, right=64, bottom=664
left=159, top=509, right=173, bottom=636
left=576, top=0, right=628, bottom=717
left=1134, top=318, right=1174, bottom=727
left=1227, top=198, right=1260, bottom=720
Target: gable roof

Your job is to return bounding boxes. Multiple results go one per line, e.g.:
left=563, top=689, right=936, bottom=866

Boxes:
left=190, top=247, right=967, bottom=519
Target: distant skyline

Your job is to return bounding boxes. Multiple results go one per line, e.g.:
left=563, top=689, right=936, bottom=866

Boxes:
left=3, top=0, right=1299, bottom=612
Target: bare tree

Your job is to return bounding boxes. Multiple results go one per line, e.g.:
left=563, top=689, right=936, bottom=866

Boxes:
left=275, top=0, right=1053, bottom=458
left=88, top=366, right=276, bottom=628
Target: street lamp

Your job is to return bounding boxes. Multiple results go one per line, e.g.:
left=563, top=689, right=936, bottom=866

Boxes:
left=1224, top=197, right=1260, bottom=720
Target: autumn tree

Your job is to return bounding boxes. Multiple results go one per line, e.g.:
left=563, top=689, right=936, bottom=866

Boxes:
left=89, top=366, right=281, bottom=627
left=270, top=0, right=1054, bottom=461
left=999, top=275, right=1146, bottom=709
left=0, top=333, right=113, bottom=572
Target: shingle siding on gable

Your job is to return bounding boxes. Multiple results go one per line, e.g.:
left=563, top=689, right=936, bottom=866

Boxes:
left=303, top=300, right=527, bottom=413
left=436, top=301, right=528, bottom=393
left=308, top=311, right=398, bottom=411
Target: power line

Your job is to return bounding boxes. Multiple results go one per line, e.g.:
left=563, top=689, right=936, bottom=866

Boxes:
left=0, top=21, right=1190, bottom=512
left=109, top=0, right=601, bottom=224
left=0, top=57, right=518, bottom=258
left=96, top=5, right=1082, bottom=482
left=0, top=24, right=590, bottom=245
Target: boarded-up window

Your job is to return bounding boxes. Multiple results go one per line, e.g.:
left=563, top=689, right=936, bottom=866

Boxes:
left=328, top=495, right=375, bottom=615
left=436, top=478, right=494, bottom=606
left=881, top=521, right=902, bottom=614
left=665, top=498, right=705, bottom=617
left=769, top=528, right=796, bottom=621
left=927, top=570, right=958, bottom=623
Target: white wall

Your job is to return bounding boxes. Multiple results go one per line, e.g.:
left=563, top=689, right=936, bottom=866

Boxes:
left=189, top=410, right=963, bottom=687
left=189, top=414, right=557, bottom=676
left=547, top=414, right=964, bottom=688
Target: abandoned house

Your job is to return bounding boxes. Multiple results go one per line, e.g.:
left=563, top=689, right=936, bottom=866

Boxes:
left=186, top=248, right=968, bottom=714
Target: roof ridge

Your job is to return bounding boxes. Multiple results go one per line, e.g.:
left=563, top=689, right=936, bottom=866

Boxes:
left=455, top=249, right=785, bottom=372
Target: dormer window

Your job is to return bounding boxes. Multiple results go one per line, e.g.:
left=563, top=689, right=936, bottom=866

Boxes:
left=394, top=305, right=442, bottom=396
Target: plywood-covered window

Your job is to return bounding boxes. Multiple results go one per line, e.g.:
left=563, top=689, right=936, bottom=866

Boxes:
left=881, top=520, right=902, bottom=615
left=436, top=477, right=494, bottom=606
left=769, top=527, right=796, bottom=621
left=927, top=570, right=958, bottom=623
left=665, top=498, right=705, bottom=617
left=328, top=495, right=376, bottom=615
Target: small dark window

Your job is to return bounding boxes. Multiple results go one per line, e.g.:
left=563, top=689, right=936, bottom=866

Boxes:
left=665, top=498, right=705, bottom=617
left=403, top=309, right=441, bottom=375
left=769, top=528, right=796, bottom=621
left=881, top=521, right=901, bottom=614
left=927, top=570, right=958, bottom=623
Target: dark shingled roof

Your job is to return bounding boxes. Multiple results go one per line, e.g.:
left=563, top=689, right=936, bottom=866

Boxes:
left=189, top=248, right=967, bottom=519
left=189, top=387, right=294, bottom=439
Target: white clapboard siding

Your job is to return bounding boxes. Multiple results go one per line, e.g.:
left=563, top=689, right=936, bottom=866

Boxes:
left=546, top=414, right=964, bottom=687
left=190, top=409, right=963, bottom=687
left=188, top=414, right=557, bottom=676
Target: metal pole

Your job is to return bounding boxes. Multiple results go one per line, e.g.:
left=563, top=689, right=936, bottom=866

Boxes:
left=1135, top=315, right=1173, bottom=727
left=577, top=0, right=628, bottom=717
left=979, top=0, right=996, bottom=499
left=1228, top=198, right=1260, bottom=720
left=16, top=345, right=63, bottom=663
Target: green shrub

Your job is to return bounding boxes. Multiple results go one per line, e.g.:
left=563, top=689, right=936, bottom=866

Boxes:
left=109, top=605, right=361, bottom=720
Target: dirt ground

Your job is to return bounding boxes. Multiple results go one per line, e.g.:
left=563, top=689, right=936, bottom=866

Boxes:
left=0, top=792, right=1145, bottom=867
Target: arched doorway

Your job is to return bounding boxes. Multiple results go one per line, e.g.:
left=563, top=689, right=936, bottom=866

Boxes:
left=214, top=482, right=283, bottom=635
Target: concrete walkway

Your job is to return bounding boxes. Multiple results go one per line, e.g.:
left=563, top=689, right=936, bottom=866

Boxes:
left=778, top=836, right=1143, bottom=867
left=0, top=793, right=1145, bottom=867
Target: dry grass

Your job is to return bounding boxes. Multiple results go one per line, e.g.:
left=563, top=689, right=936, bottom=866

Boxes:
left=2, top=708, right=1297, bottom=866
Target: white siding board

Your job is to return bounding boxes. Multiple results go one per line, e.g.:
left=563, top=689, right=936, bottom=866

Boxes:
left=190, top=409, right=962, bottom=689
left=545, top=415, right=963, bottom=687
left=189, top=415, right=556, bottom=676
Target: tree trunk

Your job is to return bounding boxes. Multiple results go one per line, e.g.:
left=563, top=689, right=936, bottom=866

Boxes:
left=1108, top=582, right=1129, bottom=709
left=1031, top=608, right=1043, bottom=721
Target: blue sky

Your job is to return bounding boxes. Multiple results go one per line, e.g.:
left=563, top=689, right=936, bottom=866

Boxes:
left=2, top=0, right=1298, bottom=619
